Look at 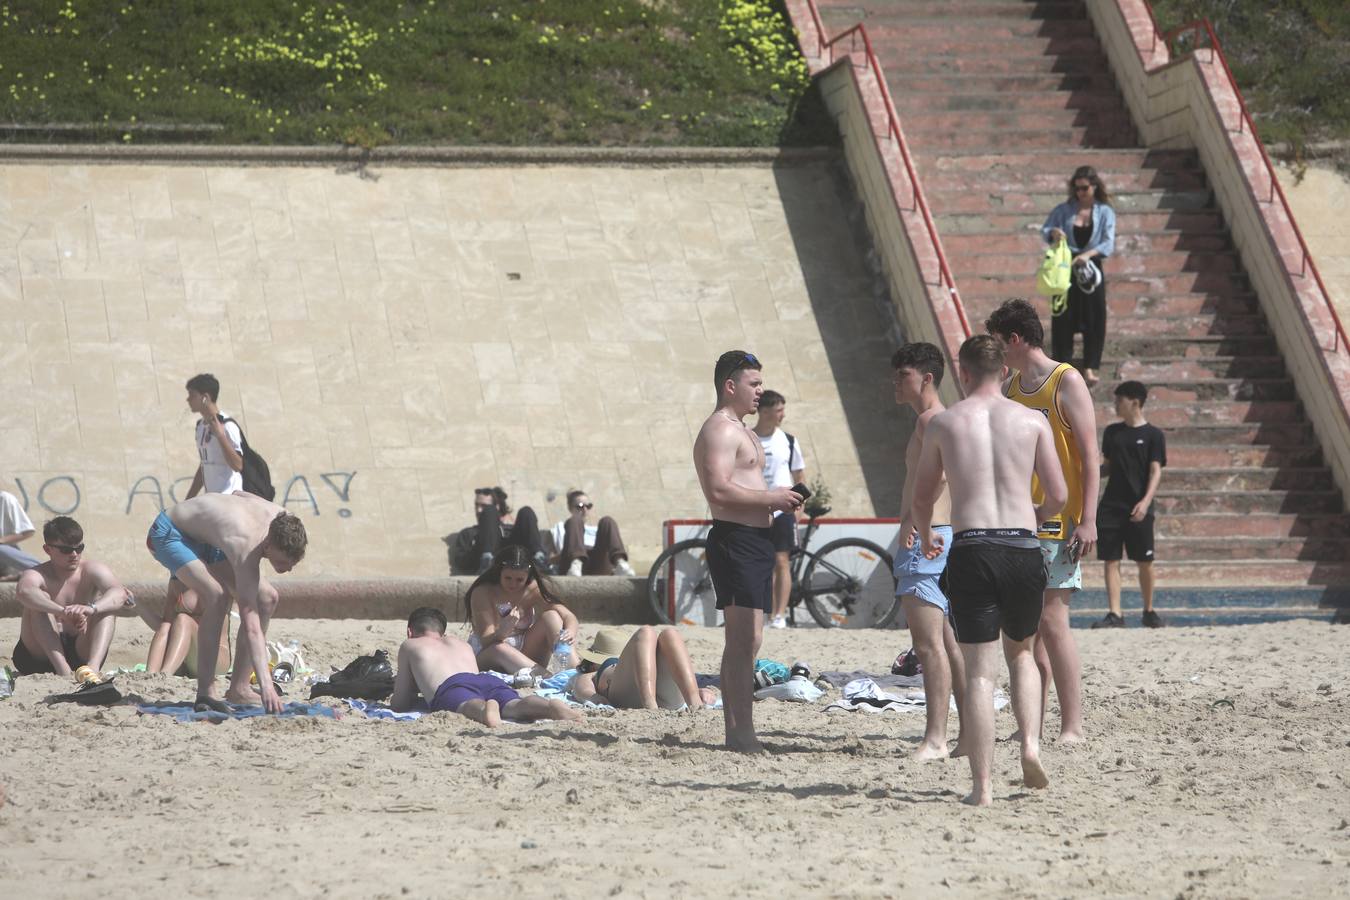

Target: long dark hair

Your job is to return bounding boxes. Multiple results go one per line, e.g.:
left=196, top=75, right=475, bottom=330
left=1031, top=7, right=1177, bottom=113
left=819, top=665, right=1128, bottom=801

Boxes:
left=464, top=544, right=559, bottom=619
left=1067, top=165, right=1113, bottom=207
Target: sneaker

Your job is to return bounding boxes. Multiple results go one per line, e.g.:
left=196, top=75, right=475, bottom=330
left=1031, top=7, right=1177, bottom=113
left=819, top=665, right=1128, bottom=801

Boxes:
left=614, top=557, right=636, bottom=577
left=1142, top=610, right=1165, bottom=629
left=567, top=558, right=584, bottom=577
left=769, top=615, right=787, bottom=630
left=1091, top=612, right=1126, bottom=629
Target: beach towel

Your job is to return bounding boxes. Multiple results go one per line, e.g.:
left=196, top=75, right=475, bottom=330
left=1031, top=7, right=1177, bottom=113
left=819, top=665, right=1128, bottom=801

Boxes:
left=819, top=670, right=925, bottom=690
left=823, top=678, right=1008, bottom=714
left=754, top=679, right=824, bottom=703
left=346, top=698, right=428, bottom=721
left=136, top=701, right=338, bottom=724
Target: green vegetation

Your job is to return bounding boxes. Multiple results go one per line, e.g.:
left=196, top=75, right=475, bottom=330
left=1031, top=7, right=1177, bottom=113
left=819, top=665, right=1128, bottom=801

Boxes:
left=0, top=0, right=832, bottom=147
left=1151, top=0, right=1350, bottom=169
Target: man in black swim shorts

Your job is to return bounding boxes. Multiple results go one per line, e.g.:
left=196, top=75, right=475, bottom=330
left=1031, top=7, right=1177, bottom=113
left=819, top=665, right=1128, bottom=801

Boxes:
left=911, top=335, right=1068, bottom=805
left=693, top=350, right=803, bottom=753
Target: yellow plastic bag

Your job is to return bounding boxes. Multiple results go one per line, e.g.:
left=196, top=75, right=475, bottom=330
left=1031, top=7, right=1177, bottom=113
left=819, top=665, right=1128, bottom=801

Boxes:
left=1036, top=238, right=1072, bottom=311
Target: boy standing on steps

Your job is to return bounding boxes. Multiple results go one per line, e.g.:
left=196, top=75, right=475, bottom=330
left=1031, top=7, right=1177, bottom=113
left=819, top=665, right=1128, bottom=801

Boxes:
left=1094, top=381, right=1167, bottom=628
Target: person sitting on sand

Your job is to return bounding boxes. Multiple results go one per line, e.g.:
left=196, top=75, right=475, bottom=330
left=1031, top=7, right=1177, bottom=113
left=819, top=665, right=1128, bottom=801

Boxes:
left=570, top=626, right=715, bottom=710
left=11, top=516, right=129, bottom=677
left=392, top=606, right=583, bottom=726
left=146, top=492, right=307, bottom=714
left=143, top=579, right=231, bottom=677
left=467, top=545, right=579, bottom=677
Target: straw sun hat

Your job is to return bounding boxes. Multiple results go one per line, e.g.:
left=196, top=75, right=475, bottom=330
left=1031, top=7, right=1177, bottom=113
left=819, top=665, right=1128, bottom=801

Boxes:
left=578, top=627, right=631, bottom=666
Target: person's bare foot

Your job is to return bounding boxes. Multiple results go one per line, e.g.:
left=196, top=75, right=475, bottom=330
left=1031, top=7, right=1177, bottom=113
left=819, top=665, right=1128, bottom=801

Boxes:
left=1058, top=729, right=1085, bottom=745
left=483, top=699, right=502, bottom=728
left=224, top=686, right=261, bottom=706
left=950, top=739, right=969, bottom=759
left=1083, top=368, right=1100, bottom=387
left=962, top=788, right=992, bottom=807
left=911, top=741, right=950, bottom=761
left=194, top=694, right=232, bottom=713
left=1021, top=754, right=1050, bottom=789
left=726, top=734, right=767, bottom=754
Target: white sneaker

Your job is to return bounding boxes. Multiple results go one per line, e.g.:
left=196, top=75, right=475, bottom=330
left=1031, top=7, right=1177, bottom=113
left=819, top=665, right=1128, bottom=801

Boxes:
left=567, top=558, right=584, bottom=577
left=769, top=615, right=787, bottom=630
left=614, top=558, right=636, bottom=576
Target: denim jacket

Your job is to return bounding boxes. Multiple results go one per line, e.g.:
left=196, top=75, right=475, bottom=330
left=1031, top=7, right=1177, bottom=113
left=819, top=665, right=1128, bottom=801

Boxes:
left=1041, top=201, right=1116, bottom=258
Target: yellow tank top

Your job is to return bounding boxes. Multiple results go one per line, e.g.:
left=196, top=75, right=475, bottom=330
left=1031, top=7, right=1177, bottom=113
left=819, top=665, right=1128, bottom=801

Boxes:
left=1007, top=363, right=1084, bottom=539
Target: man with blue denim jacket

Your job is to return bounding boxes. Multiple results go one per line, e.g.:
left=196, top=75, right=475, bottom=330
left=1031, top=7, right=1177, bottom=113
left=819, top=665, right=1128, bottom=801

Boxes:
left=1042, top=167, right=1117, bottom=386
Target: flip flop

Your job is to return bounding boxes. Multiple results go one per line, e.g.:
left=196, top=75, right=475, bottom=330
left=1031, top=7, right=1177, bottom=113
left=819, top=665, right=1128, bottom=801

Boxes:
left=193, top=695, right=232, bottom=714
left=49, top=678, right=123, bottom=707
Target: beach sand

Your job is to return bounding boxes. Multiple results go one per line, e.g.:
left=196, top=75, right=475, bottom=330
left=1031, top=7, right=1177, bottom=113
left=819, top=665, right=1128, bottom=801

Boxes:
left=1, top=617, right=1347, bottom=898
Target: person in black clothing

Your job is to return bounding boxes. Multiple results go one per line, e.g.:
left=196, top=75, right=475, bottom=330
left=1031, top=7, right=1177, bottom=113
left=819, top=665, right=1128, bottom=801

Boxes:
left=443, top=487, right=547, bottom=575
left=1094, top=381, right=1166, bottom=628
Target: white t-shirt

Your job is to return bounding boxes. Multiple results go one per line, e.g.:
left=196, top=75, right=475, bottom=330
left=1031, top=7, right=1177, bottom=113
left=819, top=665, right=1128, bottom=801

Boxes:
left=759, top=428, right=805, bottom=489
left=550, top=520, right=598, bottom=553
left=0, top=491, right=34, bottom=539
left=196, top=415, right=245, bottom=494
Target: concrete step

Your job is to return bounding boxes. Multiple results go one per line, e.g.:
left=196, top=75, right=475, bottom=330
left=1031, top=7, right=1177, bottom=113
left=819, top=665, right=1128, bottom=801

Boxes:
left=1120, top=420, right=1312, bottom=447
left=943, top=232, right=1229, bottom=255
left=875, top=53, right=1114, bottom=76
left=1109, top=355, right=1284, bottom=380
left=949, top=250, right=1239, bottom=276
left=895, top=89, right=1127, bottom=114
left=1145, top=535, right=1350, bottom=561
left=920, top=167, right=1205, bottom=193
left=1069, top=585, right=1350, bottom=610
left=936, top=210, right=1224, bottom=234
left=1160, top=467, right=1334, bottom=492
left=923, top=148, right=1200, bottom=174
left=1101, top=334, right=1276, bottom=358
left=932, top=189, right=1210, bottom=214
left=1156, top=513, right=1350, bottom=539
left=817, top=0, right=1087, bottom=13
left=1088, top=378, right=1295, bottom=403
left=1163, top=444, right=1320, bottom=468
left=1069, top=606, right=1334, bottom=626
left=909, top=125, right=1139, bottom=150
left=901, top=109, right=1136, bottom=135
left=899, top=73, right=1120, bottom=93
left=871, top=34, right=1106, bottom=58
left=831, top=15, right=1095, bottom=37
left=1093, top=401, right=1299, bottom=428
left=1153, top=490, right=1341, bottom=515
left=960, top=295, right=1261, bottom=329
left=961, top=273, right=1250, bottom=298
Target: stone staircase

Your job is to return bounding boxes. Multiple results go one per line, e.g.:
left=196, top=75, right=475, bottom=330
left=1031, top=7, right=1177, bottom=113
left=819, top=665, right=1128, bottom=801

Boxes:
left=813, top=0, right=1350, bottom=590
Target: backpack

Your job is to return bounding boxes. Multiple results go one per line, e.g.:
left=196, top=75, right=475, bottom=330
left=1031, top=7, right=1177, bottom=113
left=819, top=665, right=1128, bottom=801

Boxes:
left=1036, top=238, right=1072, bottom=316
left=219, top=416, right=276, bottom=501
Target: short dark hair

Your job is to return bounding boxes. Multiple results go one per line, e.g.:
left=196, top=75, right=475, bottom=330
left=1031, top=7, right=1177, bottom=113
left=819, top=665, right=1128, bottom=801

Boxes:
left=759, top=390, right=786, bottom=409
left=713, top=350, right=762, bottom=394
left=566, top=489, right=587, bottom=509
left=407, top=606, right=448, bottom=636
left=44, top=516, right=83, bottom=546
left=474, top=486, right=510, bottom=516
left=891, top=342, right=945, bottom=387
left=985, top=298, right=1044, bottom=348
left=185, top=373, right=221, bottom=401
left=268, top=513, right=308, bottom=562
left=1115, top=380, right=1148, bottom=406
left=958, top=335, right=1006, bottom=381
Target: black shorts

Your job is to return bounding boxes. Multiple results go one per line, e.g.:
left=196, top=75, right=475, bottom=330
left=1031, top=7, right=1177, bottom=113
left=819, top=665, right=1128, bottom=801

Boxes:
left=768, top=512, right=797, bottom=553
left=11, top=632, right=86, bottom=676
left=706, top=520, right=775, bottom=614
left=946, top=530, right=1048, bottom=644
left=1097, top=508, right=1155, bottom=562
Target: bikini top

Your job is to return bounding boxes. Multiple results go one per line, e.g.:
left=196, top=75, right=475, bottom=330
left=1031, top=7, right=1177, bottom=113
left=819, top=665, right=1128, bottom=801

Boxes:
left=594, top=657, right=619, bottom=692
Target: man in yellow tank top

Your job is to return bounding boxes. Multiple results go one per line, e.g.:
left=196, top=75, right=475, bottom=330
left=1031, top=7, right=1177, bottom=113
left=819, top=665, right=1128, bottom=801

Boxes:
left=986, top=299, right=1100, bottom=744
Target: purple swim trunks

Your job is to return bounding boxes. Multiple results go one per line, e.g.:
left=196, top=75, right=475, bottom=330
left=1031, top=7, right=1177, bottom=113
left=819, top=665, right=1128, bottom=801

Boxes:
left=430, top=673, right=520, bottom=713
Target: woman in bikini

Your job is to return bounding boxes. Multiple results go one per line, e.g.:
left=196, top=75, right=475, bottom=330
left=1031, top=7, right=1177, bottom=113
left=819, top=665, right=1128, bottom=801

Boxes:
left=144, top=579, right=231, bottom=676
left=467, top=544, right=578, bottom=676
left=570, top=626, right=714, bottom=710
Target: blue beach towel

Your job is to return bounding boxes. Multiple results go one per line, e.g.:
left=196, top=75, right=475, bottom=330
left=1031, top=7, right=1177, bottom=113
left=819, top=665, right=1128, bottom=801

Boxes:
left=136, top=701, right=338, bottom=724
left=346, top=698, right=427, bottom=720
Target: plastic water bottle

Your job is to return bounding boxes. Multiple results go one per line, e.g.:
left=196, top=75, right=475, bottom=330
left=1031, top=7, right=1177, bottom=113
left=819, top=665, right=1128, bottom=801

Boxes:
left=0, top=666, right=14, bottom=700
left=551, top=629, right=573, bottom=675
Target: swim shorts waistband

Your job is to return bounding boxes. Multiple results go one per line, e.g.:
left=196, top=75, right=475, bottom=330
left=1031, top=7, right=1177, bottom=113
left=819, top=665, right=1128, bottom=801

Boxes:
left=952, top=528, right=1039, bottom=550
left=710, top=519, right=774, bottom=537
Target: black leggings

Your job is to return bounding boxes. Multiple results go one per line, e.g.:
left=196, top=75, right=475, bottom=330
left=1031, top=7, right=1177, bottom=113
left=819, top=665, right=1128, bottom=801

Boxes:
left=1051, top=262, right=1107, bottom=370
left=477, top=505, right=545, bottom=560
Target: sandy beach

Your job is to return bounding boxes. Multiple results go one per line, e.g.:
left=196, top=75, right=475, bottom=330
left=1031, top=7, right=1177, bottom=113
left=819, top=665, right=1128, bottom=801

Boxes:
left=1, top=616, right=1347, bottom=898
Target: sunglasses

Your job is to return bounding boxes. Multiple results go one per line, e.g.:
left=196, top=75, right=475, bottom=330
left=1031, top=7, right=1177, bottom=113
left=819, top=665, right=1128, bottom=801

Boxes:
left=1074, top=183, right=1094, bottom=192
left=49, top=543, right=85, bottom=555
left=728, top=351, right=759, bottom=368
left=574, top=502, right=594, bottom=510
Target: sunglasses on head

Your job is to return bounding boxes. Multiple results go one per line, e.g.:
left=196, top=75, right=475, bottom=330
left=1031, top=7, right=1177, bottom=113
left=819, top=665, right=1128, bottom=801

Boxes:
left=729, top=351, right=759, bottom=368
left=49, top=543, right=85, bottom=555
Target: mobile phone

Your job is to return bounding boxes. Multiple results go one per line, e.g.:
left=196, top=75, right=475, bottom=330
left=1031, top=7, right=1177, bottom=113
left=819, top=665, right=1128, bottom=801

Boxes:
left=790, top=482, right=811, bottom=500
left=1067, top=538, right=1083, bottom=563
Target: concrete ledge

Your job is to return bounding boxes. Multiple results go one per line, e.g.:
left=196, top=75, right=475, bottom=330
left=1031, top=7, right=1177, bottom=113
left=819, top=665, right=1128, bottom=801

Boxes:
left=0, top=577, right=656, bottom=625
left=0, top=143, right=838, bottom=168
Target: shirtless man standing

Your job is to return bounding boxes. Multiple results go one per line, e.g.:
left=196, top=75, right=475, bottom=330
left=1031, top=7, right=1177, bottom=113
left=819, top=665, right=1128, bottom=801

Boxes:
left=693, top=351, right=803, bottom=752
left=912, top=335, right=1068, bottom=805
left=987, top=298, right=1099, bottom=743
left=146, top=493, right=307, bottom=713
left=891, top=342, right=966, bottom=760
left=391, top=606, right=582, bottom=726
left=12, top=517, right=128, bottom=676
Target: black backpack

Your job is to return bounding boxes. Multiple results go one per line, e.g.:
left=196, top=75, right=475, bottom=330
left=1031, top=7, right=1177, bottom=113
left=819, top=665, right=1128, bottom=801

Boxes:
left=219, top=416, right=276, bottom=501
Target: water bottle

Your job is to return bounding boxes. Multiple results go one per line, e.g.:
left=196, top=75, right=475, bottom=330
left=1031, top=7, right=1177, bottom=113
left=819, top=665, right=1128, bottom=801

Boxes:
left=551, top=629, right=573, bottom=675
left=0, top=666, right=14, bottom=700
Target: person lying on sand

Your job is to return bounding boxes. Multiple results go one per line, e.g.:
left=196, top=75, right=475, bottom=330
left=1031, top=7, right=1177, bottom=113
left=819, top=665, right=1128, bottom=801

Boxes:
left=392, top=606, right=583, bottom=727
left=571, top=626, right=715, bottom=710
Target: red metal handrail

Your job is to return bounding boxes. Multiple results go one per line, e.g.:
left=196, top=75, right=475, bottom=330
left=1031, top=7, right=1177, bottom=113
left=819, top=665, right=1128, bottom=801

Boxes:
left=1149, top=14, right=1347, bottom=354
left=800, top=2, right=972, bottom=339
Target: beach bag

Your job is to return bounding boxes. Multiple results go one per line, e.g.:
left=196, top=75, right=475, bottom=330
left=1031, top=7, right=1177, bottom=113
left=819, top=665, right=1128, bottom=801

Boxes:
left=219, top=416, right=277, bottom=501
left=309, top=650, right=395, bottom=701
left=1036, top=238, right=1072, bottom=315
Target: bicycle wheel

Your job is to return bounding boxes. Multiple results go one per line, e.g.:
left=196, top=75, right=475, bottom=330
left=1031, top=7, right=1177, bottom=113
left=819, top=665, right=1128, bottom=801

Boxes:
left=802, top=538, right=898, bottom=628
left=646, top=539, right=715, bottom=625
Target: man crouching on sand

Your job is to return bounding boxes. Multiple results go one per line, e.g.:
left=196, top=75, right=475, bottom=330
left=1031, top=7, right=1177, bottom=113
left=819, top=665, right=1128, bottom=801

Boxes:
left=147, top=493, right=307, bottom=714
left=392, top=607, right=583, bottom=726
left=911, top=335, right=1067, bottom=806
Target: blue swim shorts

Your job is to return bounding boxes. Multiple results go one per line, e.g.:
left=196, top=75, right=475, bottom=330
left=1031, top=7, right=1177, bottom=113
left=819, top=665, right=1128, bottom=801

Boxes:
left=430, top=673, right=521, bottom=713
left=894, top=525, right=952, bottom=615
left=1039, top=520, right=1083, bottom=592
left=146, top=510, right=225, bottom=576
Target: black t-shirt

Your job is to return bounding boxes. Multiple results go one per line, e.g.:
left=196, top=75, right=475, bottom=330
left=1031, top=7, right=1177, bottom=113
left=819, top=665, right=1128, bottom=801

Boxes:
left=1101, top=422, right=1167, bottom=511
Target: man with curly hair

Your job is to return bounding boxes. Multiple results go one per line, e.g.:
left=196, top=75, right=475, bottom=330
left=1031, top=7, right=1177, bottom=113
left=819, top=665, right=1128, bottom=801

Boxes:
left=146, top=493, right=307, bottom=714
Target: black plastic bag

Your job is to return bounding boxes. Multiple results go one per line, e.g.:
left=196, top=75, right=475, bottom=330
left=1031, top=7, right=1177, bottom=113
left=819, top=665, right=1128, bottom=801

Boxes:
left=309, top=650, right=394, bottom=701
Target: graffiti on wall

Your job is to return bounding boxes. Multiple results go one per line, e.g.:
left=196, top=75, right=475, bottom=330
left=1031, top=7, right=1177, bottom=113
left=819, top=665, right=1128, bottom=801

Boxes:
left=8, top=472, right=358, bottom=518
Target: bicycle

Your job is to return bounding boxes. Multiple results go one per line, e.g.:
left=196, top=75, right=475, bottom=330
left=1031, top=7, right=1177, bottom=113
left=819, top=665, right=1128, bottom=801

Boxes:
left=646, top=509, right=899, bottom=628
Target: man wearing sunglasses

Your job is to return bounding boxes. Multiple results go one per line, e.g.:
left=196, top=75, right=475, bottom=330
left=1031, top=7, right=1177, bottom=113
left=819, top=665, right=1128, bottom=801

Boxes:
left=694, top=350, right=804, bottom=753
left=10, top=516, right=129, bottom=677
left=550, top=490, right=636, bottom=577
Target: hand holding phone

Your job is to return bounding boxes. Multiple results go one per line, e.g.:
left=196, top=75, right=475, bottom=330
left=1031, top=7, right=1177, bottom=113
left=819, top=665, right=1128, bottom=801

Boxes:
left=790, top=482, right=811, bottom=500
